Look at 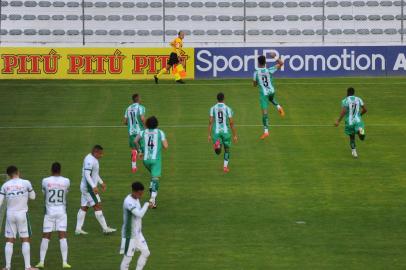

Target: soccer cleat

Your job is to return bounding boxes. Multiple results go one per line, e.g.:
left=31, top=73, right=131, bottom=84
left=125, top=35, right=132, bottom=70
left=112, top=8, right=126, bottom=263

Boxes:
left=62, top=263, right=72, bottom=269
left=278, top=106, right=285, bottom=117
left=103, top=227, right=117, bottom=234
left=2, top=268, right=10, bottom=270
left=176, top=79, right=185, bottom=84
left=260, top=132, right=270, bottom=140
left=223, top=167, right=230, bottom=173
left=26, top=268, right=39, bottom=270
left=35, top=262, right=44, bottom=268
left=75, top=229, right=88, bottom=235
left=351, top=149, right=358, bottom=158
left=154, top=75, right=159, bottom=84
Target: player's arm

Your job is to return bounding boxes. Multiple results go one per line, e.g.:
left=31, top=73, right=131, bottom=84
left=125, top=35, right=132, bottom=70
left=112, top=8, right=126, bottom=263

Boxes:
left=134, top=134, right=142, bottom=150
left=229, top=117, right=238, bottom=143
left=123, top=109, right=128, bottom=125
left=130, top=203, right=151, bottom=217
left=270, top=52, right=284, bottom=69
left=208, top=116, right=214, bottom=142
left=361, top=104, right=367, bottom=115
left=0, top=194, right=4, bottom=207
left=95, top=174, right=106, bottom=192
left=27, top=182, right=36, bottom=200
left=84, top=166, right=98, bottom=194
left=253, top=71, right=258, bottom=87
left=335, top=107, right=347, bottom=127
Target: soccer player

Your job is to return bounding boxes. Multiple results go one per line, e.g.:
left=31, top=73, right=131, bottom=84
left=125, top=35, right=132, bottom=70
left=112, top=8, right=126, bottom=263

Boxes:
left=208, top=93, right=238, bottom=173
left=134, top=116, right=168, bottom=208
left=154, top=31, right=186, bottom=84
left=119, top=182, right=153, bottom=270
left=335, top=87, right=367, bottom=158
left=35, top=162, right=71, bottom=269
left=75, top=145, right=116, bottom=235
left=0, top=166, right=38, bottom=270
left=124, top=93, right=146, bottom=173
left=253, top=53, right=285, bottom=139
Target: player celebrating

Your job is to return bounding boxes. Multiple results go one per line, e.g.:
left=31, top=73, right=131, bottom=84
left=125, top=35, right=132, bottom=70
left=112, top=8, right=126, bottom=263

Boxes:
left=35, top=162, right=71, bottom=269
left=335, top=87, right=367, bottom=158
left=123, top=93, right=146, bottom=173
left=119, top=182, right=153, bottom=270
left=208, top=93, right=238, bottom=173
left=0, top=166, right=38, bottom=270
left=154, top=31, right=186, bottom=84
left=253, top=54, right=285, bottom=140
left=134, top=116, right=168, bottom=208
left=75, top=145, right=116, bottom=235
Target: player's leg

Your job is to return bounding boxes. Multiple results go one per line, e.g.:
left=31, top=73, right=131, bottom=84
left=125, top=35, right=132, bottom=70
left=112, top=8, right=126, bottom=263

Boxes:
left=36, top=215, right=53, bottom=268
left=223, top=134, right=232, bottom=173
left=269, top=93, right=285, bottom=117
left=149, top=161, right=161, bottom=208
left=19, top=212, right=34, bottom=270
left=75, top=193, right=89, bottom=234
left=345, top=124, right=358, bottom=158
left=260, top=94, right=270, bottom=139
left=119, top=238, right=135, bottom=270
left=356, top=121, right=366, bottom=141
left=212, top=133, right=222, bottom=155
left=129, top=134, right=138, bottom=173
left=4, top=214, right=17, bottom=270
left=93, top=201, right=116, bottom=234
left=58, top=230, right=70, bottom=268
left=135, top=234, right=150, bottom=270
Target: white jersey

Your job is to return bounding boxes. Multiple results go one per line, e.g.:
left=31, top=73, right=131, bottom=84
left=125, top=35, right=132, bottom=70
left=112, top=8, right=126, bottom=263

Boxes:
left=0, top=178, right=34, bottom=214
left=80, top=153, right=101, bottom=191
left=121, top=195, right=149, bottom=239
left=42, top=176, right=70, bottom=215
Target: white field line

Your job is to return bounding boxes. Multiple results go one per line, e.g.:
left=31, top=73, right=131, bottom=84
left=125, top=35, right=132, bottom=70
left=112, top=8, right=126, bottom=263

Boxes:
left=0, top=123, right=402, bottom=129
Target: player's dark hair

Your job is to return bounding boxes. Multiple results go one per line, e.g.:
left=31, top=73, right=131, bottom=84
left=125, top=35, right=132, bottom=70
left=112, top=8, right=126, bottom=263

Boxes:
left=6, top=165, right=18, bottom=177
left=92, top=145, right=104, bottom=152
left=146, top=116, right=158, bottom=129
left=51, top=162, right=61, bottom=174
left=132, top=181, right=144, bottom=192
left=347, top=87, right=355, bottom=96
left=258, top=55, right=266, bottom=66
left=178, top=31, right=183, bottom=36
left=132, top=93, right=139, bottom=103
left=217, top=92, right=225, bottom=102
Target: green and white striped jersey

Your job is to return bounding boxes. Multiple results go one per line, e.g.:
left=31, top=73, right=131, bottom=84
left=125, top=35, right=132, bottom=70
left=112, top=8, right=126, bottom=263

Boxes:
left=121, top=194, right=149, bottom=239
left=209, top=103, right=234, bottom=134
left=139, top=129, right=166, bottom=161
left=253, top=66, right=278, bottom=96
left=124, top=103, right=146, bottom=136
left=341, top=96, right=364, bottom=125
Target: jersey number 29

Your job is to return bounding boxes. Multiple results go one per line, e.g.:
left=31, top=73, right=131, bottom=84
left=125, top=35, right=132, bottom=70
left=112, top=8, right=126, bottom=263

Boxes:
left=49, top=189, right=64, bottom=203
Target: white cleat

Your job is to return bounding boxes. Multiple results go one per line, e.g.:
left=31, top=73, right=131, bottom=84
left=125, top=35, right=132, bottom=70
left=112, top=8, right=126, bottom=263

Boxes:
left=62, top=263, right=72, bottom=268
left=26, top=268, right=39, bottom=270
left=351, top=149, right=358, bottom=158
left=103, top=227, right=117, bottom=234
left=35, top=262, right=44, bottom=268
left=2, top=268, right=11, bottom=270
left=75, top=229, right=89, bottom=235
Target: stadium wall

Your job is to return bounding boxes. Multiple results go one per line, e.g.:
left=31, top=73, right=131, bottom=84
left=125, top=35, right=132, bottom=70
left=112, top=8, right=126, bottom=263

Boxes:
left=0, top=46, right=405, bottom=79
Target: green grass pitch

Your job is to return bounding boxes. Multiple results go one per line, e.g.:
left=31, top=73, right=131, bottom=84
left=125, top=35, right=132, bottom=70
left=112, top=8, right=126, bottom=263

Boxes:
left=0, top=77, right=405, bottom=270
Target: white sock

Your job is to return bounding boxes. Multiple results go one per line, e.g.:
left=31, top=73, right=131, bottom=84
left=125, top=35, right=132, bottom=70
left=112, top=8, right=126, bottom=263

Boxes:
left=5, top=242, right=13, bottom=268
left=120, top=255, right=132, bottom=270
left=132, top=161, right=137, bottom=168
left=95, top=210, right=108, bottom=230
left=264, top=128, right=269, bottom=134
left=224, top=160, right=229, bottom=167
left=150, top=191, right=157, bottom=203
left=22, top=242, right=31, bottom=268
left=136, top=250, right=150, bottom=270
left=76, top=209, right=87, bottom=231
left=39, top=238, right=50, bottom=263
left=277, top=104, right=282, bottom=110
left=59, top=238, right=68, bottom=264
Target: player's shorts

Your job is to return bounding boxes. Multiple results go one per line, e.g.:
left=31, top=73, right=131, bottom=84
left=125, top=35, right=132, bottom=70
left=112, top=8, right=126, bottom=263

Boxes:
left=143, top=159, right=162, bottom=178
left=43, top=212, right=67, bottom=233
left=167, top=52, right=179, bottom=66
left=81, top=189, right=101, bottom=207
left=5, top=211, right=32, bottom=238
left=120, top=234, right=149, bottom=257
left=259, top=92, right=276, bottom=110
left=345, top=121, right=365, bottom=136
left=212, top=132, right=231, bottom=148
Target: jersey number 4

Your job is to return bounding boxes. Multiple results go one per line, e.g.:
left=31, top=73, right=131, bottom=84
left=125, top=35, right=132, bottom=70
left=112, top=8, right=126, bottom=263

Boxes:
left=148, top=136, right=155, bottom=150
left=48, top=189, right=64, bottom=203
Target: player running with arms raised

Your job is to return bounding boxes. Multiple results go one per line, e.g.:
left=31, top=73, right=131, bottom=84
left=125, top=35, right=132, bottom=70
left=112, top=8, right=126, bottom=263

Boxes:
left=335, top=87, right=367, bottom=158
left=0, top=166, right=38, bottom=270
left=253, top=54, right=285, bottom=139
left=208, top=93, right=238, bottom=173
left=35, top=162, right=71, bottom=269
left=134, top=116, right=168, bottom=208
left=119, top=182, right=153, bottom=270
left=124, top=93, right=146, bottom=173
left=75, top=145, right=116, bottom=235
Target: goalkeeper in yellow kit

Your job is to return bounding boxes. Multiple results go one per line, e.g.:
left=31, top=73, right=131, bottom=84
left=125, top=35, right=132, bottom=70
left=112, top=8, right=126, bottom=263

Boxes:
left=154, top=31, right=186, bottom=84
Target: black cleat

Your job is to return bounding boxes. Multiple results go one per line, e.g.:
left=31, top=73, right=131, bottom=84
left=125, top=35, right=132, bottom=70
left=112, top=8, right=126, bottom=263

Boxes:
left=176, top=79, right=185, bottom=84
left=154, top=75, right=159, bottom=84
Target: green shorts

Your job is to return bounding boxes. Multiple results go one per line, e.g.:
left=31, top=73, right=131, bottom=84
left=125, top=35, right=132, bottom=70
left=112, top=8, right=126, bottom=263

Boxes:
left=259, top=93, right=275, bottom=110
left=345, top=121, right=365, bottom=136
left=212, top=132, right=231, bottom=148
left=143, top=159, right=162, bottom=178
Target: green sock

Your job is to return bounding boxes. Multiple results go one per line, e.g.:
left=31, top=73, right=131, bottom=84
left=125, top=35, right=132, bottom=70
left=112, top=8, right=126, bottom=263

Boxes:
left=262, top=115, right=269, bottom=131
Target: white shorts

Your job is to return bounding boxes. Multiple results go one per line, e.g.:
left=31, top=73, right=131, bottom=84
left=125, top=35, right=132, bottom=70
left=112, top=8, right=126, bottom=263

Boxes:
left=5, top=211, right=31, bottom=239
left=81, top=190, right=101, bottom=207
left=43, top=213, right=67, bottom=233
left=120, top=233, right=149, bottom=257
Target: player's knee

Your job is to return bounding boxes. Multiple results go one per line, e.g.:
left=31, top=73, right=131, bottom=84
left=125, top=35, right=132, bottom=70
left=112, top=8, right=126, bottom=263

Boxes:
left=21, top=237, right=30, bottom=243
left=142, top=248, right=151, bottom=258
left=94, top=204, right=102, bottom=211
left=6, top=238, right=15, bottom=243
left=58, top=231, right=67, bottom=239
left=81, top=206, right=89, bottom=212
left=42, top=233, right=51, bottom=239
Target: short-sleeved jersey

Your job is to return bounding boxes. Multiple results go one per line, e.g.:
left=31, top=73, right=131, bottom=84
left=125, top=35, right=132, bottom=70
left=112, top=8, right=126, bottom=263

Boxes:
left=253, top=66, right=278, bottom=96
left=341, top=96, right=364, bottom=125
left=209, top=103, right=234, bottom=135
left=42, top=176, right=70, bottom=215
left=139, top=129, right=166, bottom=161
left=124, top=103, right=146, bottom=136
left=171, top=37, right=183, bottom=55
left=80, top=153, right=100, bottom=190
left=0, top=178, right=33, bottom=214
left=122, top=195, right=148, bottom=238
